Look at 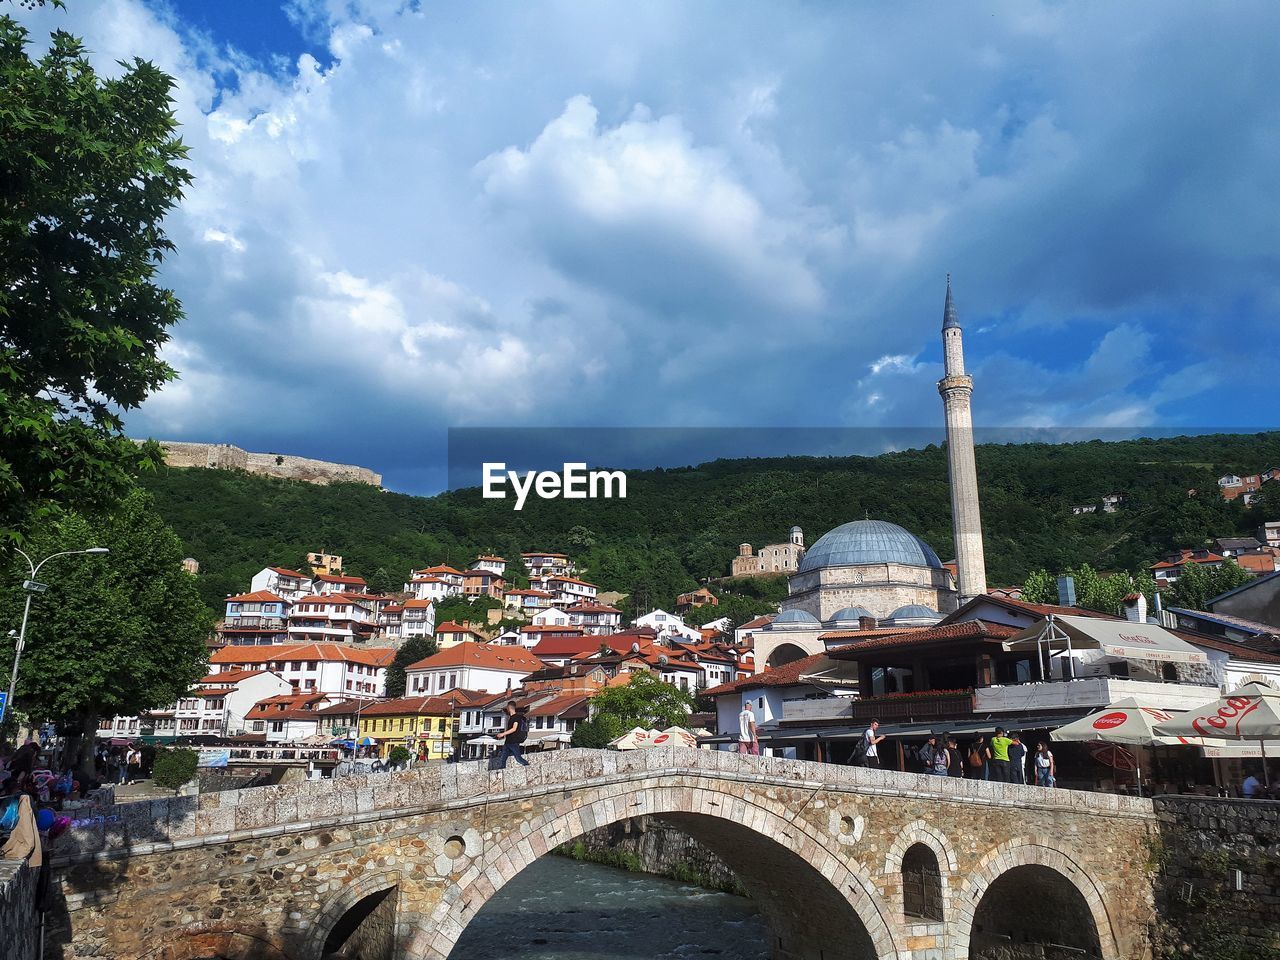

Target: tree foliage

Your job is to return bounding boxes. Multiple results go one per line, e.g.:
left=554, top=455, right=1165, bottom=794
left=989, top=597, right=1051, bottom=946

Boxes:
left=151, top=747, right=198, bottom=790
left=1168, top=560, right=1252, bottom=611
left=0, top=16, right=191, bottom=541
left=581, top=671, right=694, bottom=734
left=570, top=712, right=625, bottom=749
left=0, top=488, right=211, bottom=768
left=136, top=431, right=1280, bottom=618
left=385, top=635, right=437, bottom=698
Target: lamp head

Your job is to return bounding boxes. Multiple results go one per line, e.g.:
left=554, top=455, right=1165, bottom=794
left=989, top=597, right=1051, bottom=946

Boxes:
left=85, top=547, right=110, bottom=555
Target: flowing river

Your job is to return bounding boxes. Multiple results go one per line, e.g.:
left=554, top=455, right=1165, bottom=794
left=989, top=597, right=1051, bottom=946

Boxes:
left=451, top=855, right=770, bottom=960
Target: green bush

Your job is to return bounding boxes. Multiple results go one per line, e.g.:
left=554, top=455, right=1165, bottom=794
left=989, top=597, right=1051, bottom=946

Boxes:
left=387, top=745, right=411, bottom=766
left=151, top=748, right=198, bottom=790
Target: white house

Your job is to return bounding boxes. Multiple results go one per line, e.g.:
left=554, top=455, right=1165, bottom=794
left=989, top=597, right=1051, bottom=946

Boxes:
left=249, top=566, right=314, bottom=602
left=244, top=692, right=339, bottom=744
left=287, top=593, right=375, bottom=643
left=544, top=576, right=598, bottom=606
left=566, top=602, right=623, bottom=635
left=101, top=669, right=293, bottom=742
left=401, top=598, right=437, bottom=639
left=504, top=589, right=557, bottom=612
left=474, top=555, right=507, bottom=575
left=522, top=552, right=575, bottom=581
left=405, top=574, right=455, bottom=602
left=210, top=642, right=393, bottom=698
left=632, top=608, right=702, bottom=642
left=404, top=642, right=544, bottom=696
left=312, top=573, right=369, bottom=595
left=407, top=566, right=464, bottom=594
left=531, top=607, right=571, bottom=627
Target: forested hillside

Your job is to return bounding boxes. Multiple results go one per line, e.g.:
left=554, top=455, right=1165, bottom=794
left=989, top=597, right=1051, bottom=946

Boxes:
left=142, top=432, right=1280, bottom=613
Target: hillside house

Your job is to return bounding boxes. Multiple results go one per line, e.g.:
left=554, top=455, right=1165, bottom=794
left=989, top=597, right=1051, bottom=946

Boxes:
left=287, top=593, right=376, bottom=643
left=522, top=552, right=575, bottom=581
left=249, top=567, right=314, bottom=602
left=463, top=567, right=507, bottom=599
left=473, top=555, right=507, bottom=575
left=210, top=642, right=392, bottom=697
left=405, top=642, right=544, bottom=695
left=313, top=573, right=369, bottom=595
left=218, top=591, right=290, bottom=646
left=401, top=598, right=437, bottom=639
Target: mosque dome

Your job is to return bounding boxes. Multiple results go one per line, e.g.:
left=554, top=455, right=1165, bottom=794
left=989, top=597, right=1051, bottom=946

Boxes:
left=826, top=606, right=875, bottom=625
left=770, top=609, right=821, bottom=628
left=797, top=520, right=943, bottom=574
left=885, top=604, right=941, bottom=622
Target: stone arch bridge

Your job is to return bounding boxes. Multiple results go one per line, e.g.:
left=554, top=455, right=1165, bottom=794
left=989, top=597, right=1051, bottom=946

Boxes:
left=44, top=748, right=1157, bottom=960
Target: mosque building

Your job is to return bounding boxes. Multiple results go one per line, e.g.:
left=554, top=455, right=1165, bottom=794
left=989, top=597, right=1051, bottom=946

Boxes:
left=753, top=279, right=988, bottom=671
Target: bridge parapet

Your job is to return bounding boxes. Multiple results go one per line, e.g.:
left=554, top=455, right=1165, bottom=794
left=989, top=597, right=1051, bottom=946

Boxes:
left=51, top=746, right=1151, bottom=866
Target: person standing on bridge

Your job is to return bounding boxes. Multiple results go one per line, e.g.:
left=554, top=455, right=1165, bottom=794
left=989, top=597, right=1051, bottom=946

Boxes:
left=495, top=701, right=530, bottom=769
left=737, top=703, right=759, bottom=756
left=989, top=728, right=1012, bottom=783
left=861, top=720, right=885, bottom=769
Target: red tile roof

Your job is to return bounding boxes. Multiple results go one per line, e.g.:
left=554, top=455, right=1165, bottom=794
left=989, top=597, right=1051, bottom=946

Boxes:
left=226, top=590, right=286, bottom=604
left=403, top=598, right=435, bottom=609
left=737, top=614, right=775, bottom=631
left=828, top=620, right=1020, bottom=655
left=358, top=696, right=463, bottom=717
left=210, top=643, right=395, bottom=668
left=436, top=621, right=482, bottom=635
left=198, top=669, right=271, bottom=685
left=316, top=573, right=368, bottom=585
left=522, top=552, right=570, bottom=559
left=415, top=565, right=463, bottom=576
left=268, top=567, right=306, bottom=578
left=703, top=650, right=842, bottom=697
left=405, top=642, right=543, bottom=673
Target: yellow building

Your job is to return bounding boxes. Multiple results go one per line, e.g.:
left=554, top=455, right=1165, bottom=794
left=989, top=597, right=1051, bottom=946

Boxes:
left=357, top=696, right=459, bottom=760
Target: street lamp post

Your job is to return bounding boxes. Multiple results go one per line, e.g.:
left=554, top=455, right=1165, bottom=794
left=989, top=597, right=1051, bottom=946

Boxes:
left=5, top=547, right=110, bottom=726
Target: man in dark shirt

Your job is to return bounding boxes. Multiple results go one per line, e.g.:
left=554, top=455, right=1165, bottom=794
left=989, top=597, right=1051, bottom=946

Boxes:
left=1008, top=733, right=1028, bottom=785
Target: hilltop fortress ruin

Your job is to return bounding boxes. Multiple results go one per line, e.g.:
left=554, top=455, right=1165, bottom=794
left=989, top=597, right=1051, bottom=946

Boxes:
left=150, top=440, right=382, bottom=487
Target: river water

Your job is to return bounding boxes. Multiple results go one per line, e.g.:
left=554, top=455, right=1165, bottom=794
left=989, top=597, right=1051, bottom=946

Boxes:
left=451, top=855, right=770, bottom=960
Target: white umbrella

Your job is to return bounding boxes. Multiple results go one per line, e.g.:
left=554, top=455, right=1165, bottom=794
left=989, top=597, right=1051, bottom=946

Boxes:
left=1052, top=698, right=1194, bottom=787
left=650, top=726, right=698, bottom=749
left=609, top=727, right=655, bottom=750
left=1154, top=682, right=1280, bottom=785
left=468, top=734, right=503, bottom=746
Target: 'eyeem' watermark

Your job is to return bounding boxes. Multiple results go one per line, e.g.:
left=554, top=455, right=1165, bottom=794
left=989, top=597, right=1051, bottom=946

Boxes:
left=482, top=462, right=627, bottom=511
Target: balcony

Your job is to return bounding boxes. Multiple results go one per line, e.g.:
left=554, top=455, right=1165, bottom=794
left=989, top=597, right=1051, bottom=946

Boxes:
left=851, top=690, right=976, bottom=722
left=973, top=677, right=1219, bottom=714
left=219, top=617, right=287, bottom=631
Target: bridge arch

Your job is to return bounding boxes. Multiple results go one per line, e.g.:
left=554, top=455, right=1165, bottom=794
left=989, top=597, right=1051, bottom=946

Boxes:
left=954, top=839, right=1121, bottom=960
left=304, top=869, right=402, bottom=959
left=410, top=782, right=900, bottom=960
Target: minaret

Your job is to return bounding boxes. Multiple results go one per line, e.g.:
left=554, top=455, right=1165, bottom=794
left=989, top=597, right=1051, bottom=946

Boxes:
left=937, top=276, right=988, bottom=602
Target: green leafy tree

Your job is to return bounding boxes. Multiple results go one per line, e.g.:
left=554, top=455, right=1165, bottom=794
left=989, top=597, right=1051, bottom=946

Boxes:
left=385, top=635, right=437, bottom=698
left=1020, top=569, right=1056, bottom=605
left=0, top=17, right=192, bottom=541
left=387, top=745, right=411, bottom=766
left=0, top=488, right=211, bottom=776
left=1169, top=560, right=1252, bottom=611
left=150, top=747, right=198, bottom=791
left=570, top=713, right=625, bottom=749
left=582, top=671, right=694, bottom=733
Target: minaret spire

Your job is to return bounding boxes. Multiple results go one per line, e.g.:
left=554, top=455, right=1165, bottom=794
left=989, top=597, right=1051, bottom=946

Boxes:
left=937, top=277, right=987, bottom=603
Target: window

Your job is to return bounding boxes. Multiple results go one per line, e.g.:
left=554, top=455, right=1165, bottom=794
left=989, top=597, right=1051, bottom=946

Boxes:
left=269, top=721, right=284, bottom=733
left=902, top=844, right=944, bottom=921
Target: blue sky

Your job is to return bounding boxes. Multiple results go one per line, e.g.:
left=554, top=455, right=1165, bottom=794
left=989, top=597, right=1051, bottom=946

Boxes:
left=16, top=1, right=1280, bottom=492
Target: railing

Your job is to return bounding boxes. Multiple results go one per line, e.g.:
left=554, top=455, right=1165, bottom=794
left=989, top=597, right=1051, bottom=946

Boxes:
left=226, top=746, right=341, bottom=764
left=851, top=691, right=975, bottom=722
left=219, top=617, right=287, bottom=631
left=973, top=676, right=1219, bottom=713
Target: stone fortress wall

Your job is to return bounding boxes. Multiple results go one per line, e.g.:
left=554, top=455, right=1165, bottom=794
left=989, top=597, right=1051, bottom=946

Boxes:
left=151, top=440, right=382, bottom=487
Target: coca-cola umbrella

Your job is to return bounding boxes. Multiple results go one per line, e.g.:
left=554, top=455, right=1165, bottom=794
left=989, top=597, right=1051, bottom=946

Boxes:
left=1153, top=682, right=1280, bottom=784
left=1052, top=699, right=1189, bottom=786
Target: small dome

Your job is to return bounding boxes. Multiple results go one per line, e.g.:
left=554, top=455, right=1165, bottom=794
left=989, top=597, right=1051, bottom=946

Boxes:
left=771, top=609, right=821, bottom=627
left=827, top=606, right=875, bottom=624
left=797, top=520, right=942, bottom=574
left=886, top=604, right=940, bottom=621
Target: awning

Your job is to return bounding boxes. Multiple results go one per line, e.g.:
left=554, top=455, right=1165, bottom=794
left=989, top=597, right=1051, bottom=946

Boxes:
left=1004, top=615, right=1208, bottom=665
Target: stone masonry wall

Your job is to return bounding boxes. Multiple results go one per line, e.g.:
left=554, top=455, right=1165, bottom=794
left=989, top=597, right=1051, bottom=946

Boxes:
left=1152, top=796, right=1280, bottom=959
left=0, top=859, right=38, bottom=960
left=153, top=441, right=381, bottom=486
left=561, top=815, right=743, bottom=893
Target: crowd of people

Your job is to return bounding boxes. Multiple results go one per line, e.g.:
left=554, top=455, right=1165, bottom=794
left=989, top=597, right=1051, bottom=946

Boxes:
left=851, top=721, right=1056, bottom=786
